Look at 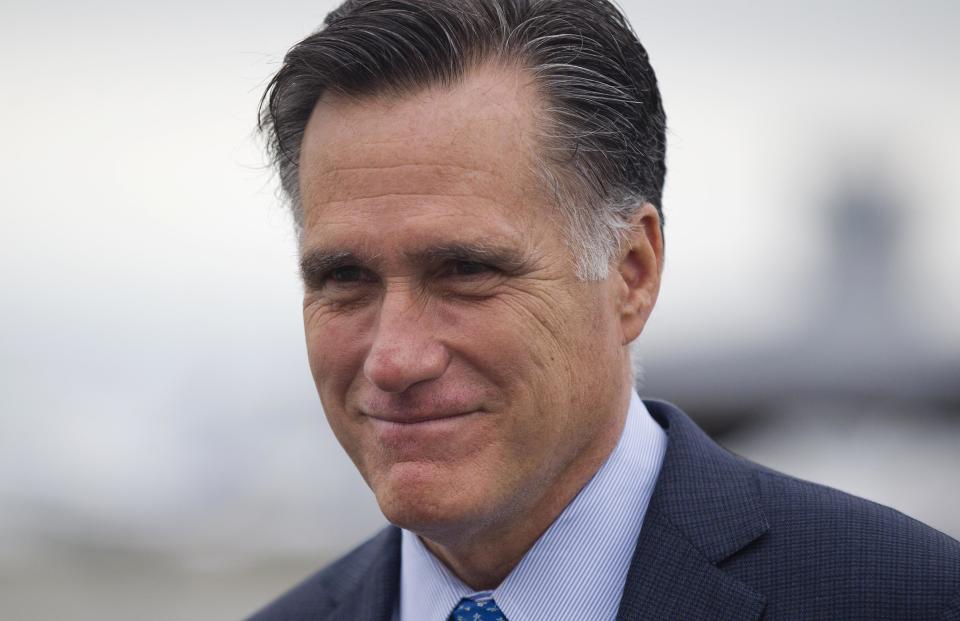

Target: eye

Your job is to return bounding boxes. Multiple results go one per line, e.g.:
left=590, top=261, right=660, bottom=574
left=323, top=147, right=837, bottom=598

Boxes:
left=447, top=260, right=495, bottom=277
left=328, top=265, right=372, bottom=283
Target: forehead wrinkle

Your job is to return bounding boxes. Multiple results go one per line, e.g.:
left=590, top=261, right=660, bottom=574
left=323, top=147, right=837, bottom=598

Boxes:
left=303, top=161, right=507, bottom=208
left=303, top=159, right=522, bottom=213
left=315, top=191, right=500, bottom=205
left=308, top=162, right=501, bottom=191
left=301, top=191, right=533, bottom=234
left=316, top=162, right=499, bottom=177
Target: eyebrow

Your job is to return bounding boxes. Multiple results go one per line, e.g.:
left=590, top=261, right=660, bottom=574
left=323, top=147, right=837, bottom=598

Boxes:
left=406, top=242, right=530, bottom=273
left=299, top=241, right=531, bottom=285
left=299, top=249, right=376, bottom=287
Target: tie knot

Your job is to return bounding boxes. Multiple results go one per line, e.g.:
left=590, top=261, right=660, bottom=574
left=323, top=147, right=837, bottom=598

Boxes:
left=449, top=596, right=507, bottom=621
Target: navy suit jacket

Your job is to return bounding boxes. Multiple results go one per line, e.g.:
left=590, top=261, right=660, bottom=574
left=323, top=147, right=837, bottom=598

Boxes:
left=250, top=400, right=960, bottom=620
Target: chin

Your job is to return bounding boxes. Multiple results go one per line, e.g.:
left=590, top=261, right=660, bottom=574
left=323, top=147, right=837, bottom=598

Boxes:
left=372, top=461, right=483, bottom=536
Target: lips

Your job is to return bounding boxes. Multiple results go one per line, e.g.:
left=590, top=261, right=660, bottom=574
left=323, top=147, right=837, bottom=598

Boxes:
left=365, top=409, right=484, bottom=454
left=357, top=391, right=483, bottom=425
left=365, top=410, right=474, bottom=425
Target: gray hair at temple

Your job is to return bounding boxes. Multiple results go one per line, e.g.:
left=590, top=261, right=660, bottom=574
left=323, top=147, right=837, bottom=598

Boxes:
left=259, top=0, right=667, bottom=280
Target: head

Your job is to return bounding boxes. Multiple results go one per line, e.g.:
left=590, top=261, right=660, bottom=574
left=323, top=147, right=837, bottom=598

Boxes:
left=260, top=0, right=666, bottom=551
left=262, top=0, right=666, bottom=281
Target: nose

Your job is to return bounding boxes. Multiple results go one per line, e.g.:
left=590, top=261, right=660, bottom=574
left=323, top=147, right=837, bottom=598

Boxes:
left=362, top=287, right=450, bottom=393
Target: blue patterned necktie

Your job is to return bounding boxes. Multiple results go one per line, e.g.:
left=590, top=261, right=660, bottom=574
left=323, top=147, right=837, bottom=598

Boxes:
left=448, top=596, right=507, bottom=621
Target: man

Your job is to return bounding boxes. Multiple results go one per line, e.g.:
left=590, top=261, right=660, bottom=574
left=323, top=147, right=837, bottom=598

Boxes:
left=250, top=1, right=960, bottom=619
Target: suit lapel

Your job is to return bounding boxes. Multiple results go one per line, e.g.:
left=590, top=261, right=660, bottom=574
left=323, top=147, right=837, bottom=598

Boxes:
left=616, top=400, right=770, bottom=620
left=328, top=527, right=401, bottom=621
left=616, top=507, right=766, bottom=620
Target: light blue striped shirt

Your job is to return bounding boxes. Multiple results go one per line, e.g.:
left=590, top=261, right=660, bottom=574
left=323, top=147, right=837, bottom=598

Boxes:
left=395, top=389, right=667, bottom=621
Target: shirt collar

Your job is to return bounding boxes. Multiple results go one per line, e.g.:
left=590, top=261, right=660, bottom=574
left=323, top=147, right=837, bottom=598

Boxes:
left=399, top=389, right=668, bottom=621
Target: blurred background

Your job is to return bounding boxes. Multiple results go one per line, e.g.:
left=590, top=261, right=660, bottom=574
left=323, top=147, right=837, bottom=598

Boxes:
left=1, top=1, right=958, bottom=619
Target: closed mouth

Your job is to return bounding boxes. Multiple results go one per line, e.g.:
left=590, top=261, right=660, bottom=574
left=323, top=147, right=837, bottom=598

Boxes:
left=365, top=410, right=476, bottom=425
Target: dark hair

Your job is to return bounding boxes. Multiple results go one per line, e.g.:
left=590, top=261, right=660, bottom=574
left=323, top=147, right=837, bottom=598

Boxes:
left=259, top=0, right=666, bottom=279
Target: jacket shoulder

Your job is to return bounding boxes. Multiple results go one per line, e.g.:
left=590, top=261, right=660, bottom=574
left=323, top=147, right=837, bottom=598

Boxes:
left=643, top=399, right=960, bottom=618
left=247, top=526, right=399, bottom=621
left=734, top=460, right=960, bottom=618
left=751, top=462, right=960, bottom=562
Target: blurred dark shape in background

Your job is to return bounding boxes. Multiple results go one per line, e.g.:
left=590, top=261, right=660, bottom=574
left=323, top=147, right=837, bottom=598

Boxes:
left=647, top=157, right=960, bottom=436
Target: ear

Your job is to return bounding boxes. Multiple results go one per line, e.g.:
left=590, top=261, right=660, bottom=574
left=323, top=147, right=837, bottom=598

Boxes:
left=616, top=203, right=663, bottom=345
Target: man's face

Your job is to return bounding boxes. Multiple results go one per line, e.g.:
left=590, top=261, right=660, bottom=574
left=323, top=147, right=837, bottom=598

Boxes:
left=297, top=66, right=635, bottom=541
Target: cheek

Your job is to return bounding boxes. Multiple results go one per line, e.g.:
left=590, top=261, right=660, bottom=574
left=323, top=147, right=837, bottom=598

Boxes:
left=446, top=294, right=580, bottom=422
left=303, top=310, right=378, bottom=473
left=491, top=290, right=596, bottom=375
left=484, top=291, right=619, bottom=415
left=303, top=305, right=372, bottom=403
left=446, top=301, right=550, bottom=381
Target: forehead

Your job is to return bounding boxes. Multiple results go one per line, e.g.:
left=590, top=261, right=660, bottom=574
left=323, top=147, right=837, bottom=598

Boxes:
left=297, top=64, right=558, bottom=243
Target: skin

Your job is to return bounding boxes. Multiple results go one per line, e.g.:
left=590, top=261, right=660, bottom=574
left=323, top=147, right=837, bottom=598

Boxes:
left=298, top=64, right=663, bottom=589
